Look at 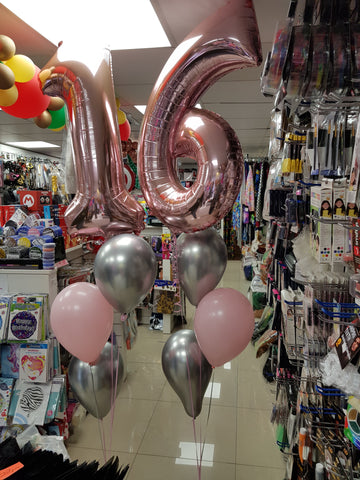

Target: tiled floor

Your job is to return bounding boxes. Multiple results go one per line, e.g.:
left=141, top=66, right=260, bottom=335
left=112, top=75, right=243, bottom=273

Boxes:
left=67, top=261, right=286, bottom=479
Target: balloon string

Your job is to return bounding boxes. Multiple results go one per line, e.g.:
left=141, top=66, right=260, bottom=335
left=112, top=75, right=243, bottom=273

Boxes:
left=91, top=367, right=107, bottom=462
left=170, top=234, right=183, bottom=320
left=200, top=369, right=215, bottom=465
left=185, top=354, right=201, bottom=480
left=110, top=336, right=121, bottom=454
left=108, top=331, right=115, bottom=454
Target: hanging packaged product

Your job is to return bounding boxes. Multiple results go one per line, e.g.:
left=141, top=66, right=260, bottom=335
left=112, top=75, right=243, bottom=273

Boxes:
left=310, top=180, right=333, bottom=263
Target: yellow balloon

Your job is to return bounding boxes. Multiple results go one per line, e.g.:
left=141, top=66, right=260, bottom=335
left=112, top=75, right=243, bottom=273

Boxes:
left=0, top=84, right=18, bottom=106
left=50, top=125, right=65, bottom=132
left=5, top=54, right=35, bottom=83
left=117, top=109, right=127, bottom=125
left=115, top=98, right=121, bottom=109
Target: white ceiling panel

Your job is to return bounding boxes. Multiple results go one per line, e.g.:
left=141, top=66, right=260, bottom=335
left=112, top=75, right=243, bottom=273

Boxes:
left=0, top=0, right=287, bottom=157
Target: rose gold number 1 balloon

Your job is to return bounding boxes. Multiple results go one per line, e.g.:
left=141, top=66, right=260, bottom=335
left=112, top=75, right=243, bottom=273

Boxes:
left=42, top=46, right=144, bottom=236
left=138, top=0, right=262, bottom=234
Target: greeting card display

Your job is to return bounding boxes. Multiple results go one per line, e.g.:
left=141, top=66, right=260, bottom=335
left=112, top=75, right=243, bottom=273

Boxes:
left=0, top=377, right=14, bottom=426
left=0, top=344, right=20, bottom=378
left=7, top=296, right=44, bottom=342
left=13, top=381, right=51, bottom=425
left=19, top=342, right=50, bottom=383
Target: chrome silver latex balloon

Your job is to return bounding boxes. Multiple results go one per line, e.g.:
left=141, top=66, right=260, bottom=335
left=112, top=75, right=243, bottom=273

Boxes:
left=68, top=342, right=124, bottom=419
left=177, top=228, right=227, bottom=306
left=138, top=0, right=262, bottom=233
left=94, top=234, right=157, bottom=313
left=162, top=329, right=213, bottom=418
left=42, top=44, right=144, bottom=236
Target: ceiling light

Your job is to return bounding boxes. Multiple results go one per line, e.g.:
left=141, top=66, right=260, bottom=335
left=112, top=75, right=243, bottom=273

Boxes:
left=2, top=0, right=171, bottom=50
left=6, top=141, right=60, bottom=149
left=135, top=105, right=147, bottom=114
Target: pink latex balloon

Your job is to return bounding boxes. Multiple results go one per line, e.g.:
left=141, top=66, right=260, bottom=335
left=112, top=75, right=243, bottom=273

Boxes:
left=50, top=282, right=114, bottom=363
left=194, top=288, right=254, bottom=367
left=41, top=46, right=144, bottom=236
left=138, top=0, right=262, bottom=234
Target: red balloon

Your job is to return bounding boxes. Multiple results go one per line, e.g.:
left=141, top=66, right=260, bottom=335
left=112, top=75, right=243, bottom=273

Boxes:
left=1, top=65, right=51, bottom=119
left=119, top=118, right=131, bottom=141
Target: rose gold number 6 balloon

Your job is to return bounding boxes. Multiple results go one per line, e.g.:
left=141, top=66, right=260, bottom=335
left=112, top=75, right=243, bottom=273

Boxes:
left=138, top=0, right=262, bottom=234
left=42, top=46, right=144, bottom=237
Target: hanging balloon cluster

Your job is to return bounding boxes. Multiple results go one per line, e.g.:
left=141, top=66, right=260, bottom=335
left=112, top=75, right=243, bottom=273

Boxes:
left=1, top=1, right=261, bottom=464
left=0, top=35, right=65, bottom=130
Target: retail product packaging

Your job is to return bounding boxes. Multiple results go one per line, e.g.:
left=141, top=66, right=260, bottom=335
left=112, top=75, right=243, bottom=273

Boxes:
left=0, top=294, right=12, bottom=341
left=13, top=380, right=52, bottom=425
left=0, top=343, right=20, bottom=378
left=0, top=377, right=14, bottom=426
left=18, top=190, right=52, bottom=213
left=7, top=295, right=47, bottom=343
left=19, top=341, right=50, bottom=383
left=45, top=375, right=66, bottom=423
left=310, top=181, right=332, bottom=263
left=332, top=180, right=347, bottom=263
left=153, top=280, right=177, bottom=314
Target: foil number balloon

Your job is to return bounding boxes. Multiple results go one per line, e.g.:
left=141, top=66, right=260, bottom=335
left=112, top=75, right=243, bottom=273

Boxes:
left=42, top=45, right=144, bottom=236
left=138, top=0, right=262, bottom=234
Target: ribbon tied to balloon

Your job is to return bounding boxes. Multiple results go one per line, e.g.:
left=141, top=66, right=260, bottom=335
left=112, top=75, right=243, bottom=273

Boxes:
left=41, top=44, right=144, bottom=237
left=138, top=0, right=262, bottom=234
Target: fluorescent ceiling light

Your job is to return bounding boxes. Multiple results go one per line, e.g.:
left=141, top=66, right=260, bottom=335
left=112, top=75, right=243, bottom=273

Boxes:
left=6, top=141, right=60, bottom=149
left=135, top=105, right=147, bottom=114
left=2, top=0, right=171, bottom=50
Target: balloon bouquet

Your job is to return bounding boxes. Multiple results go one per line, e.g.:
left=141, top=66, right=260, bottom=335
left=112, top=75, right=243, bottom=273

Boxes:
left=0, top=0, right=261, bottom=455
left=138, top=0, right=262, bottom=419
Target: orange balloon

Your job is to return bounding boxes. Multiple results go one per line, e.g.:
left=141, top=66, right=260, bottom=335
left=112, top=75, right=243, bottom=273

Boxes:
left=0, top=84, right=18, bottom=107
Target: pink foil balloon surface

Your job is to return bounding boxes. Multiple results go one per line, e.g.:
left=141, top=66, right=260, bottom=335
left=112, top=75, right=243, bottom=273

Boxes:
left=138, top=0, right=262, bottom=233
left=42, top=46, right=144, bottom=236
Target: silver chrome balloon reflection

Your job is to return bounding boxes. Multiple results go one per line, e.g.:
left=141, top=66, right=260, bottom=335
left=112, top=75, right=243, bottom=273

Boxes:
left=42, top=45, right=144, bottom=236
left=138, top=0, right=262, bottom=234
left=94, top=234, right=157, bottom=314
left=162, top=329, right=213, bottom=418
left=68, top=342, right=124, bottom=419
left=177, top=228, right=227, bottom=306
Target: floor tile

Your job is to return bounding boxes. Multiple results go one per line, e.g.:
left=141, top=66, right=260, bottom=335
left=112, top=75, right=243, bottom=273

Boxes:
left=68, top=398, right=157, bottom=453
left=236, top=408, right=284, bottom=469
left=127, top=329, right=166, bottom=364
left=66, top=445, right=135, bottom=469
left=139, top=401, right=237, bottom=464
left=127, top=454, right=236, bottom=480
left=237, top=369, right=275, bottom=410
left=236, top=464, right=285, bottom=480
left=118, top=361, right=167, bottom=401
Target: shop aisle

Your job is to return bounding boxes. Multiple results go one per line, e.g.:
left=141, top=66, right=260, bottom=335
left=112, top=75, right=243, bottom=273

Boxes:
left=67, top=261, right=285, bottom=480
